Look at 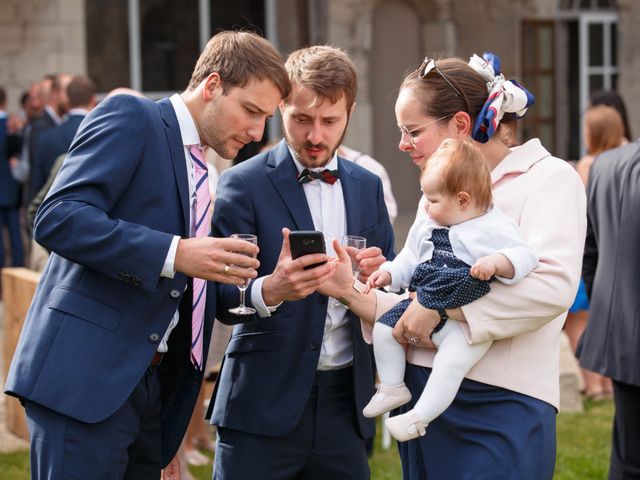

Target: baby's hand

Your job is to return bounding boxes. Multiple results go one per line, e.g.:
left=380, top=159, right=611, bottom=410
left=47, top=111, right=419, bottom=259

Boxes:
left=470, top=256, right=498, bottom=281
left=364, top=270, right=392, bottom=293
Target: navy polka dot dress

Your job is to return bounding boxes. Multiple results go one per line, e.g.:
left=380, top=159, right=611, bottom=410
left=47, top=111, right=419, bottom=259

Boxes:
left=378, top=229, right=492, bottom=327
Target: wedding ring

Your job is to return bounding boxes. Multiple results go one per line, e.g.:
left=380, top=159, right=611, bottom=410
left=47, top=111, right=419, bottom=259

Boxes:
left=409, top=336, right=420, bottom=344
left=223, top=264, right=230, bottom=274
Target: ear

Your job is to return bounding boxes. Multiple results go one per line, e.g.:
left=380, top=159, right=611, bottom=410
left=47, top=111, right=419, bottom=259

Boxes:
left=348, top=101, right=356, bottom=117
left=202, top=73, right=222, bottom=101
left=451, top=111, right=472, bottom=137
left=279, top=99, right=286, bottom=115
left=457, top=191, right=471, bottom=209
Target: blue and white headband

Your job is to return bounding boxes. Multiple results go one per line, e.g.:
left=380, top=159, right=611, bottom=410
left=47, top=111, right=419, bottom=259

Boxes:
left=468, top=52, right=535, bottom=143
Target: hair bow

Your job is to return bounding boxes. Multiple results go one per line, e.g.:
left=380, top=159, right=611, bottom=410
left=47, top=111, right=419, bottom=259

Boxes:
left=468, top=52, right=535, bottom=143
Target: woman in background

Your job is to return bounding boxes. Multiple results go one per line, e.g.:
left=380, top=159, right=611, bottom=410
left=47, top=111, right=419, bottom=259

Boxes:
left=566, top=104, right=624, bottom=401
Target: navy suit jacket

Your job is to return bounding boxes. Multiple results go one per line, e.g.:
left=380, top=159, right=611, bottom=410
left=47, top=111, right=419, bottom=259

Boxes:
left=209, top=140, right=395, bottom=439
left=5, top=95, right=215, bottom=465
left=32, top=113, right=85, bottom=197
left=27, top=109, right=58, bottom=201
left=1, top=116, right=21, bottom=207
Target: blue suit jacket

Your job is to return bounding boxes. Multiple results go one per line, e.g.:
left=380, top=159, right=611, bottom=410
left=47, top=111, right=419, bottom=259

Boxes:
left=31, top=113, right=85, bottom=197
left=5, top=95, right=215, bottom=465
left=27, top=109, right=58, bottom=201
left=209, top=140, right=395, bottom=439
left=0, top=116, right=21, bottom=207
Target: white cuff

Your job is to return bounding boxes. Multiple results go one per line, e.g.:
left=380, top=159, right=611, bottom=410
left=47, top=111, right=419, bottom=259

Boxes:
left=250, top=276, right=283, bottom=317
left=161, top=236, right=180, bottom=279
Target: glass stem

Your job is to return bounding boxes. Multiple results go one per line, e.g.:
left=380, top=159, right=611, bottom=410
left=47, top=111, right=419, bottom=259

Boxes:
left=239, top=287, right=246, bottom=308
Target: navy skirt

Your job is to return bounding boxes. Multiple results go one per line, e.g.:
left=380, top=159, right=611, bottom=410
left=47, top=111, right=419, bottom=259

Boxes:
left=395, top=363, right=556, bottom=480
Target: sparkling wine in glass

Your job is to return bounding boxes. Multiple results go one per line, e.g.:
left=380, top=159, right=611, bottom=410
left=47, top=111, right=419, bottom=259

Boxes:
left=333, top=235, right=367, bottom=307
left=228, top=233, right=258, bottom=315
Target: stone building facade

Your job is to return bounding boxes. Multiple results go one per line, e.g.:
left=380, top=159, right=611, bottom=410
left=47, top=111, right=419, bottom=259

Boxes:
left=1, top=0, right=638, bottom=228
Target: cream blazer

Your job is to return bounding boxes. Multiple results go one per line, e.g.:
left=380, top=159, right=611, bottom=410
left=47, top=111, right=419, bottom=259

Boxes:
left=366, top=139, right=586, bottom=410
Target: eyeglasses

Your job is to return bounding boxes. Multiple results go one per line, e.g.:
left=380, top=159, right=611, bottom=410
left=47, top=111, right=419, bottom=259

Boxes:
left=418, top=57, right=469, bottom=112
left=398, top=115, right=449, bottom=146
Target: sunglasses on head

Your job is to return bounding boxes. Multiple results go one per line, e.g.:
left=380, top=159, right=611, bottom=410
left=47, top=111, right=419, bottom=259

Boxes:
left=418, top=57, right=470, bottom=112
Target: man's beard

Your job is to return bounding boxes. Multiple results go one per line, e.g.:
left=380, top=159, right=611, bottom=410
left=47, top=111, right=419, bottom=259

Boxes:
left=282, top=125, right=348, bottom=167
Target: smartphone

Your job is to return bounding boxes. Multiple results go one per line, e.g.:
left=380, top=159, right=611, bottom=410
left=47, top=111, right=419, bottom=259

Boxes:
left=289, top=230, right=327, bottom=270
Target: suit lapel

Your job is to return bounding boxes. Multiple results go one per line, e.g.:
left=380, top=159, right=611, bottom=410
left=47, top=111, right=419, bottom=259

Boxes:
left=338, top=158, right=362, bottom=235
left=267, top=140, right=315, bottom=231
left=159, top=98, right=190, bottom=235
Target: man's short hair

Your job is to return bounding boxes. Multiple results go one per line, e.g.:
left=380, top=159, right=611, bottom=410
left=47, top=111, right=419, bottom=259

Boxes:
left=284, top=45, right=358, bottom=109
left=188, top=30, right=291, bottom=99
left=67, top=75, right=97, bottom=108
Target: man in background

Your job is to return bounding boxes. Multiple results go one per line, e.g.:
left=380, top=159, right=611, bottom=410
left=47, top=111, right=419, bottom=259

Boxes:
left=578, top=140, right=640, bottom=479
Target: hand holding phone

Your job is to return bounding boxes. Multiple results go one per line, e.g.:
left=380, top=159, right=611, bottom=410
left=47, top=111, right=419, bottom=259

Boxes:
left=289, top=230, right=327, bottom=270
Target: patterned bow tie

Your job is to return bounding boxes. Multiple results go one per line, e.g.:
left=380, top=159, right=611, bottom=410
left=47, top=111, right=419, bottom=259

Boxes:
left=298, top=168, right=340, bottom=185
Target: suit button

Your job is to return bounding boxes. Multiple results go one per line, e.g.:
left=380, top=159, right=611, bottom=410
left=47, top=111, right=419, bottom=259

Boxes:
left=170, top=289, right=180, bottom=298
left=310, top=342, right=320, bottom=350
left=149, top=333, right=160, bottom=343
left=316, top=296, right=327, bottom=305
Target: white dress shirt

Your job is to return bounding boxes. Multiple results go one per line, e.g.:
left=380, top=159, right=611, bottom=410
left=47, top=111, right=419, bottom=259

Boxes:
left=251, top=147, right=354, bottom=369
left=156, top=94, right=203, bottom=352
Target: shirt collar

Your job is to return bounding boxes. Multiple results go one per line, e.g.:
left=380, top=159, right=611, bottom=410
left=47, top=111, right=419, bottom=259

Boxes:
left=169, top=93, right=201, bottom=147
left=287, top=143, right=339, bottom=175
left=45, top=105, right=62, bottom=125
left=67, top=108, right=90, bottom=116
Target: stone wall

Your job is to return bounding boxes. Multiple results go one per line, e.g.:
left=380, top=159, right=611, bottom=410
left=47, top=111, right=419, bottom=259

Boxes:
left=617, top=0, right=640, bottom=139
left=0, top=0, right=86, bottom=113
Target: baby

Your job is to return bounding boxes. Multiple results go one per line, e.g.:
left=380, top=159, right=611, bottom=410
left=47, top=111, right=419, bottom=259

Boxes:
left=364, top=138, right=538, bottom=441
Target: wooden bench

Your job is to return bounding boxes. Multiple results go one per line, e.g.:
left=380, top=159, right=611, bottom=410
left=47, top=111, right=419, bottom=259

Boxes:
left=2, top=268, right=41, bottom=441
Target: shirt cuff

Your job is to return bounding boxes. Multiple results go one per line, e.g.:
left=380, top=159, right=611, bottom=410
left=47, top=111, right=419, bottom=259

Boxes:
left=161, top=235, right=180, bottom=279
left=250, top=276, right=283, bottom=317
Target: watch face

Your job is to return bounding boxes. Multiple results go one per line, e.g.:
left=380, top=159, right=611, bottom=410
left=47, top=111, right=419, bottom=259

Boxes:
left=353, top=278, right=367, bottom=293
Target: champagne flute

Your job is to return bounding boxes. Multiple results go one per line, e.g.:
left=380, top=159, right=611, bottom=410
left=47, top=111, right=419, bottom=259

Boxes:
left=228, top=233, right=258, bottom=315
left=333, top=235, right=367, bottom=307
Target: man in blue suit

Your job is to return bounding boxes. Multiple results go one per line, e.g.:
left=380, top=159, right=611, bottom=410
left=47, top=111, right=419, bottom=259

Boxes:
left=5, top=31, right=291, bottom=479
left=30, top=75, right=97, bottom=200
left=26, top=73, right=72, bottom=202
left=0, top=86, right=24, bottom=270
left=211, top=45, right=395, bottom=479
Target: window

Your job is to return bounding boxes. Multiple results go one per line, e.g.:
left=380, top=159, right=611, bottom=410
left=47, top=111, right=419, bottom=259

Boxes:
left=579, top=13, right=617, bottom=154
left=86, top=0, right=265, bottom=95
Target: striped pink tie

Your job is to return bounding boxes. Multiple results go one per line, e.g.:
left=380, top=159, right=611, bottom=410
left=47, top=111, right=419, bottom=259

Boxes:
left=189, top=145, right=211, bottom=369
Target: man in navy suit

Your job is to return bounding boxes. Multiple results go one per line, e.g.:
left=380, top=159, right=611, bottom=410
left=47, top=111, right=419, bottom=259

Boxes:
left=31, top=75, right=97, bottom=200
left=26, top=73, right=72, bottom=202
left=5, top=31, right=291, bottom=479
left=211, top=45, right=395, bottom=479
left=0, top=86, right=24, bottom=270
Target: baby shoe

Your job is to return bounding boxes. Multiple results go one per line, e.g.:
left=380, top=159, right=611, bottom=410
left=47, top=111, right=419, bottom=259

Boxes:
left=385, top=409, right=427, bottom=442
left=362, top=383, right=412, bottom=418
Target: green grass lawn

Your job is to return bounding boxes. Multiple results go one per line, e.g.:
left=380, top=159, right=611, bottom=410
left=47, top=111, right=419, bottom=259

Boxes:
left=0, top=399, right=612, bottom=479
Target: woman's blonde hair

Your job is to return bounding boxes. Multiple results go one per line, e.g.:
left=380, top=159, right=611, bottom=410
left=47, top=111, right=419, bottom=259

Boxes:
left=584, top=105, right=624, bottom=155
left=422, top=138, right=492, bottom=211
